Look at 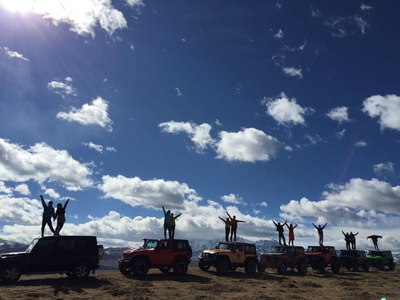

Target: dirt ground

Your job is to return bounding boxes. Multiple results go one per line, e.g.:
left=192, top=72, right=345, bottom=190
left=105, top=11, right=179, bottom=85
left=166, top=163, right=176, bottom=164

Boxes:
left=0, top=267, right=399, bottom=300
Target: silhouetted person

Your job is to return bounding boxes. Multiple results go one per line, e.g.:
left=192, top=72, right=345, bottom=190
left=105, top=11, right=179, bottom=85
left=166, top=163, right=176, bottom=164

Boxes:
left=367, top=235, right=382, bottom=250
left=286, top=223, right=298, bottom=246
left=54, top=199, right=69, bottom=235
left=226, top=211, right=245, bottom=242
left=40, top=195, right=55, bottom=237
left=219, top=216, right=231, bottom=242
left=349, top=232, right=358, bottom=250
left=313, top=223, right=327, bottom=246
left=169, top=212, right=182, bottom=239
left=162, top=206, right=171, bottom=239
left=273, top=220, right=287, bottom=246
left=342, top=231, right=351, bottom=250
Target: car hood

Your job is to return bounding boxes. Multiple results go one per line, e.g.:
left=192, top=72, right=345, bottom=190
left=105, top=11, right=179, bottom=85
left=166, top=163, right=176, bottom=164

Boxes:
left=0, top=252, right=29, bottom=259
left=305, top=252, right=323, bottom=256
left=123, top=248, right=153, bottom=256
left=260, top=253, right=284, bottom=257
left=202, top=249, right=231, bottom=255
left=366, top=255, right=382, bottom=260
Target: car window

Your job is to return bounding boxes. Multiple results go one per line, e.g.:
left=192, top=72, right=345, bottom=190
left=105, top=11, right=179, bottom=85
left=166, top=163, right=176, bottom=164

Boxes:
left=235, top=244, right=244, bottom=252
left=33, top=239, right=56, bottom=255
left=245, top=244, right=256, bottom=254
left=59, top=239, right=75, bottom=251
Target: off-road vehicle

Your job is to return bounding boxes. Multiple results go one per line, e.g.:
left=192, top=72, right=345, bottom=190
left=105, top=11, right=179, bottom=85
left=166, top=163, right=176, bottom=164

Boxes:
left=305, top=245, right=340, bottom=273
left=118, top=239, right=192, bottom=276
left=257, top=245, right=307, bottom=275
left=338, top=250, right=369, bottom=272
left=366, top=250, right=395, bottom=271
left=0, top=236, right=103, bottom=283
left=198, top=241, right=257, bottom=275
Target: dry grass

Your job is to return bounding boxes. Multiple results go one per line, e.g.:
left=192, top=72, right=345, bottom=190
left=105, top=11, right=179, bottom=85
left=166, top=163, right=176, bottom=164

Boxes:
left=0, top=267, right=399, bottom=300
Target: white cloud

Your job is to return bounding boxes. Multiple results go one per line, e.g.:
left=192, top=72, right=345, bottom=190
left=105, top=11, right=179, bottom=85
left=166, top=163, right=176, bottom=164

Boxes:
left=0, top=0, right=143, bottom=37
left=47, top=77, right=77, bottom=97
left=362, top=94, right=400, bottom=131
left=1, top=47, right=29, bottom=61
left=373, top=162, right=394, bottom=176
left=57, top=97, right=113, bottom=131
left=0, top=195, right=42, bottom=225
left=324, top=15, right=370, bottom=38
left=273, top=29, right=283, bottom=39
left=0, top=138, right=93, bottom=191
left=44, top=188, right=60, bottom=199
left=260, top=201, right=268, bottom=208
left=263, top=92, right=313, bottom=126
left=221, top=193, right=244, bottom=205
left=159, top=121, right=215, bottom=152
left=216, top=128, right=279, bottom=163
left=175, top=87, right=183, bottom=96
left=354, top=140, right=367, bottom=147
left=105, top=146, right=116, bottom=152
left=0, top=181, right=13, bottom=195
left=98, top=175, right=201, bottom=210
left=336, top=129, right=346, bottom=139
left=82, top=142, right=116, bottom=153
left=326, top=106, right=350, bottom=123
left=14, top=184, right=30, bottom=196
left=360, top=3, right=373, bottom=11
left=281, top=67, right=303, bottom=79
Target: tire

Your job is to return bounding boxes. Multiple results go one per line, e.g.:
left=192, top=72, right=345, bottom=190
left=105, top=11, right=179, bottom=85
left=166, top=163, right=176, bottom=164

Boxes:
left=119, top=262, right=134, bottom=276
left=257, top=264, right=266, bottom=273
left=316, top=260, right=325, bottom=273
left=352, top=264, right=359, bottom=272
left=229, top=266, right=237, bottom=272
left=388, top=261, right=395, bottom=271
left=215, top=258, right=230, bottom=275
left=277, top=262, right=287, bottom=275
left=1, top=266, right=21, bottom=283
left=173, top=259, right=188, bottom=275
left=297, top=261, right=307, bottom=275
left=244, top=259, right=257, bottom=274
left=198, top=260, right=210, bottom=272
left=159, top=266, right=171, bottom=274
left=331, top=261, right=340, bottom=274
left=132, top=258, right=149, bottom=276
left=362, top=263, right=369, bottom=272
left=72, top=264, right=90, bottom=279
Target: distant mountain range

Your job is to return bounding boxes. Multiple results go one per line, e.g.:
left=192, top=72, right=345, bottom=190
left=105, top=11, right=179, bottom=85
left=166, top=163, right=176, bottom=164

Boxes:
left=1, top=237, right=398, bottom=270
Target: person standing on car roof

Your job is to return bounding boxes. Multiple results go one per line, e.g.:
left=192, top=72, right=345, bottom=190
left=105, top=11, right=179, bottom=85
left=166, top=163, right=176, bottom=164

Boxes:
left=312, top=222, right=327, bottom=246
left=342, top=231, right=351, bottom=250
left=273, top=220, right=287, bottom=246
left=367, top=235, right=382, bottom=250
left=286, top=223, right=298, bottom=246
left=169, top=212, right=182, bottom=239
left=40, top=195, right=55, bottom=237
left=349, top=231, right=359, bottom=250
left=219, top=216, right=232, bottom=242
left=226, top=211, right=245, bottom=242
left=54, top=198, right=70, bottom=235
left=162, top=206, right=172, bottom=239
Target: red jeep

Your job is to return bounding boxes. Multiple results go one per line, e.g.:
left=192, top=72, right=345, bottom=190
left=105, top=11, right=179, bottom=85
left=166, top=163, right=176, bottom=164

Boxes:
left=118, top=239, right=192, bottom=276
left=257, top=245, right=307, bottom=275
left=305, top=245, right=340, bottom=273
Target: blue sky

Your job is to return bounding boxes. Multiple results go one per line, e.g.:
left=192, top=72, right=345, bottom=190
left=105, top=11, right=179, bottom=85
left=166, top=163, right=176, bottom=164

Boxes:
left=0, top=0, right=400, bottom=249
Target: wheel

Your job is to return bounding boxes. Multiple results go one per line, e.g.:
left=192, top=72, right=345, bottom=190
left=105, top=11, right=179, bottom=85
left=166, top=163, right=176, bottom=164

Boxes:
left=257, top=264, right=266, bottom=273
left=119, top=262, right=133, bottom=276
left=362, top=263, right=369, bottom=272
left=72, top=264, right=90, bottom=279
left=388, top=261, right=395, bottom=271
left=215, top=258, right=230, bottom=274
left=377, top=261, right=385, bottom=271
left=229, top=266, right=237, bottom=271
left=159, top=266, right=171, bottom=273
left=173, top=259, right=188, bottom=275
left=352, top=264, right=359, bottom=272
left=277, top=262, right=287, bottom=275
left=198, top=260, right=210, bottom=271
left=297, top=262, right=307, bottom=275
left=1, top=266, right=21, bottom=283
left=132, top=258, right=149, bottom=276
left=244, top=259, right=257, bottom=274
left=331, top=261, right=340, bottom=274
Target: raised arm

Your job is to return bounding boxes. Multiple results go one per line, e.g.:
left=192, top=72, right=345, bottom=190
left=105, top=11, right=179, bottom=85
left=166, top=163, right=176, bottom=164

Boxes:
left=354, top=232, right=359, bottom=236
left=312, top=223, right=317, bottom=229
left=283, top=220, right=287, bottom=226
left=294, top=224, right=298, bottom=228
left=237, top=219, right=246, bottom=223
left=64, top=199, right=70, bottom=209
left=322, top=223, right=327, bottom=229
left=285, top=223, right=289, bottom=228
left=218, top=216, right=225, bottom=222
left=40, top=195, right=45, bottom=208
left=342, top=231, right=345, bottom=236
left=272, top=220, right=277, bottom=226
left=226, top=211, right=232, bottom=220
left=174, top=213, right=182, bottom=219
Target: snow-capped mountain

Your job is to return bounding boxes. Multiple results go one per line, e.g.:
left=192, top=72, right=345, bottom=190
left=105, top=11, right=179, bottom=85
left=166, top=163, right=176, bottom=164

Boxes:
left=0, top=238, right=27, bottom=253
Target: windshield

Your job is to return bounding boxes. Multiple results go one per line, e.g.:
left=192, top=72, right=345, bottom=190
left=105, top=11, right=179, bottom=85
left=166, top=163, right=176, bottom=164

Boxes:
left=217, top=243, right=234, bottom=250
left=271, top=246, right=286, bottom=253
left=367, top=251, right=381, bottom=256
left=142, top=240, right=158, bottom=249
left=26, top=238, right=39, bottom=253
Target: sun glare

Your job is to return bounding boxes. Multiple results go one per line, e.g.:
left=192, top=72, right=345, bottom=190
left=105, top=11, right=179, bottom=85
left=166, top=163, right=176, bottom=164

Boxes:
left=0, top=0, right=34, bottom=13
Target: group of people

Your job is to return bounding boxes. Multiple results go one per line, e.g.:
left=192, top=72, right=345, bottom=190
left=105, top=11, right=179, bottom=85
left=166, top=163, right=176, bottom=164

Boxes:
left=219, top=212, right=246, bottom=242
left=342, top=231, right=359, bottom=250
left=40, top=195, right=69, bottom=237
left=162, top=206, right=182, bottom=239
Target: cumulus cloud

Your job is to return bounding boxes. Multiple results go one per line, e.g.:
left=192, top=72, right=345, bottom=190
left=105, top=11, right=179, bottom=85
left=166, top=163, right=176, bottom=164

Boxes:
left=221, top=194, right=245, bottom=205
left=14, top=184, right=30, bottom=196
left=159, top=121, right=215, bottom=152
left=56, top=97, right=113, bottom=131
left=326, top=106, right=350, bottom=123
left=216, top=128, right=279, bottom=163
left=360, top=3, right=373, bottom=11
left=0, top=0, right=142, bottom=37
left=1, top=46, right=29, bottom=61
left=0, top=195, right=42, bottom=225
left=373, top=162, right=394, bottom=176
left=44, top=188, right=60, bottom=199
left=98, top=175, right=201, bottom=210
left=362, top=94, right=400, bottom=131
left=0, top=181, right=13, bottom=195
left=281, top=67, right=303, bottom=79
left=47, top=77, right=77, bottom=97
left=0, top=138, right=92, bottom=191
left=263, top=92, right=313, bottom=126
left=354, top=140, right=367, bottom=147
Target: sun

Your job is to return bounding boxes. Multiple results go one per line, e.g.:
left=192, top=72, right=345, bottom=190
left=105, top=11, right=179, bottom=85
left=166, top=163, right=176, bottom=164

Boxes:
left=0, top=0, right=34, bottom=13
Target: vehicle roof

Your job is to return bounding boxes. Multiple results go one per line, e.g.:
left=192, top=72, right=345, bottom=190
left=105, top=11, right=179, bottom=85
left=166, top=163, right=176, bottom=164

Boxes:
left=143, top=238, right=189, bottom=242
left=218, top=241, right=255, bottom=246
left=38, top=235, right=97, bottom=240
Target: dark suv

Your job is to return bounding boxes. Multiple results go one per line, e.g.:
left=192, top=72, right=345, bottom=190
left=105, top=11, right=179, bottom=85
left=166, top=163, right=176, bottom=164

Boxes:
left=366, top=250, right=396, bottom=271
left=338, top=250, right=369, bottom=272
left=118, top=239, right=192, bottom=276
left=258, top=245, right=307, bottom=275
left=305, top=246, right=340, bottom=273
left=0, top=236, right=103, bottom=283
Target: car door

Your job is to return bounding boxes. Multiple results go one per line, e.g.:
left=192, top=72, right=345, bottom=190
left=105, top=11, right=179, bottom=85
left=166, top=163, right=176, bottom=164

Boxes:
left=27, top=238, right=56, bottom=273
left=55, top=238, right=75, bottom=271
left=152, top=240, right=173, bottom=265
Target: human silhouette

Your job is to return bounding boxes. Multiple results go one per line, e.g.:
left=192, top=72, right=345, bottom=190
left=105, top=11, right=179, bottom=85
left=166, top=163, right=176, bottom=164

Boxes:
left=162, top=206, right=172, bottom=239
left=286, top=223, right=298, bottom=246
left=312, top=223, right=327, bottom=246
left=367, top=235, right=382, bottom=250
left=349, top=232, right=358, bottom=250
left=169, top=212, right=182, bottom=239
left=273, top=220, right=287, bottom=246
left=40, top=195, right=55, bottom=237
left=226, top=212, right=245, bottom=242
left=219, top=216, right=231, bottom=242
left=54, top=199, right=69, bottom=235
left=342, top=231, right=351, bottom=250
